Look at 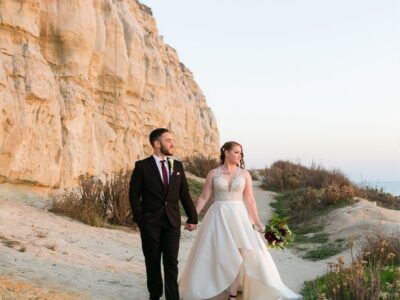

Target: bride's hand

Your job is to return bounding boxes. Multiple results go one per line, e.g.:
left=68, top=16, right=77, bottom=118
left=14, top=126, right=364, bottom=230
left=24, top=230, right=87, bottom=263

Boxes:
left=253, top=222, right=265, bottom=232
left=254, top=222, right=265, bottom=231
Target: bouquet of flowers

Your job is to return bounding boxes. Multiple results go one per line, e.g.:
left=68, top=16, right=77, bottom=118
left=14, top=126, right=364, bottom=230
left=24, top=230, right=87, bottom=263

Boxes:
left=254, top=214, right=295, bottom=249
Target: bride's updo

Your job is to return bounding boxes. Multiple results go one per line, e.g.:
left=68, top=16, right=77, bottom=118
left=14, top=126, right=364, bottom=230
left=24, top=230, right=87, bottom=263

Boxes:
left=220, top=141, right=245, bottom=169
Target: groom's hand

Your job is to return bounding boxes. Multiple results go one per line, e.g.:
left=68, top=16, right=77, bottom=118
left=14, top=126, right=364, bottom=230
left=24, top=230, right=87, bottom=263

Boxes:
left=184, top=223, right=197, bottom=231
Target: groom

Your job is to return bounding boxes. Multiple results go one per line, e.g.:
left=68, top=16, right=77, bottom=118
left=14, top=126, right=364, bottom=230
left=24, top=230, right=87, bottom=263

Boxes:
left=129, top=128, right=198, bottom=300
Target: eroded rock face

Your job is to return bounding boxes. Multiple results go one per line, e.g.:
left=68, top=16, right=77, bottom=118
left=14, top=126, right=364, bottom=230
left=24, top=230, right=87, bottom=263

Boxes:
left=0, top=0, right=219, bottom=188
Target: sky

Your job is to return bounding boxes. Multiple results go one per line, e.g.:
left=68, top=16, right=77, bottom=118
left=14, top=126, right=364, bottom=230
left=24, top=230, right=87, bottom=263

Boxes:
left=140, top=0, right=400, bottom=182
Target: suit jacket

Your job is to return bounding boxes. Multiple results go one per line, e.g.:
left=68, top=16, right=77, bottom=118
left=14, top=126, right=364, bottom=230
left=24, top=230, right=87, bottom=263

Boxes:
left=129, top=156, right=198, bottom=227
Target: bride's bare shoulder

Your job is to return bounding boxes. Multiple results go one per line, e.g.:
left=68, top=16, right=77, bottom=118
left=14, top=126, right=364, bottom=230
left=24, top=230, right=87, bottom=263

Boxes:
left=241, top=169, right=251, bottom=178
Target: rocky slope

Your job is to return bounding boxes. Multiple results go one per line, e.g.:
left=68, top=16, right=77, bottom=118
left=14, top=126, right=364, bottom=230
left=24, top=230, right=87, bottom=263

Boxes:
left=0, top=0, right=219, bottom=188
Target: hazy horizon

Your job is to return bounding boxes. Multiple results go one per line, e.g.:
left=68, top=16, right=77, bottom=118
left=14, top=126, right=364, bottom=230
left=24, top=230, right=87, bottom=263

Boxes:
left=141, top=0, right=400, bottom=182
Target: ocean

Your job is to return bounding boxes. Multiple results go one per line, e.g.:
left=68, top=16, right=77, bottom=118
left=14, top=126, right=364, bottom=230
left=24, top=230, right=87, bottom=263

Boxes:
left=358, top=181, right=400, bottom=196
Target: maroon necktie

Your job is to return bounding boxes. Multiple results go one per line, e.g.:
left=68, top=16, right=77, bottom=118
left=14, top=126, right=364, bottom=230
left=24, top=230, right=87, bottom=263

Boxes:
left=160, top=160, right=169, bottom=191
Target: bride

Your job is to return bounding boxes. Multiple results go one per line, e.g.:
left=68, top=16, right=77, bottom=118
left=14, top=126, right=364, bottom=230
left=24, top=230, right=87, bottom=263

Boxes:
left=178, top=141, right=301, bottom=300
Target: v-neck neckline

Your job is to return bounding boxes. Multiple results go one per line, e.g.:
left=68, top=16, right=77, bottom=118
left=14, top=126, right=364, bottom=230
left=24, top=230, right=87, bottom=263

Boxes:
left=219, top=167, right=241, bottom=191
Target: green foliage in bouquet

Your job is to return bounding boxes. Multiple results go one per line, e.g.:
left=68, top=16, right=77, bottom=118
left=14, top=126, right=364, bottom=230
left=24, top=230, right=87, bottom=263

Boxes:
left=263, top=214, right=295, bottom=249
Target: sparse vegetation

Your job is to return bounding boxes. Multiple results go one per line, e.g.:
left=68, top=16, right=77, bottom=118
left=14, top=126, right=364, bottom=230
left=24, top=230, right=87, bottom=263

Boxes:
left=357, top=185, right=400, bottom=210
left=179, top=178, right=203, bottom=216
left=260, top=160, right=399, bottom=262
left=50, top=177, right=106, bottom=227
left=187, top=178, right=203, bottom=199
left=34, top=229, right=49, bottom=238
left=104, top=169, right=133, bottom=226
left=303, top=243, right=346, bottom=261
left=301, top=233, right=400, bottom=299
left=50, top=169, right=205, bottom=227
left=184, top=155, right=219, bottom=178
left=0, top=235, right=26, bottom=252
left=45, top=243, right=57, bottom=251
left=260, top=160, right=399, bottom=210
left=248, top=169, right=259, bottom=181
left=50, top=170, right=133, bottom=227
left=185, top=178, right=213, bottom=220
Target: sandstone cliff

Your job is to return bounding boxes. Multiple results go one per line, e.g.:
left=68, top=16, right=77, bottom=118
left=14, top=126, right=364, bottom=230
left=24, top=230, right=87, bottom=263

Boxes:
left=0, top=0, right=219, bottom=188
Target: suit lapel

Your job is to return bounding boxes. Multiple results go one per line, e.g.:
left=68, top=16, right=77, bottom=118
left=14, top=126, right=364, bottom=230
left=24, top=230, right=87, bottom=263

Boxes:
left=148, top=156, right=164, bottom=189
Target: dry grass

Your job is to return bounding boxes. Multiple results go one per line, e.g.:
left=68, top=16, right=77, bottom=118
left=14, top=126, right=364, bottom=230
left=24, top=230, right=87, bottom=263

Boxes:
left=248, top=169, right=260, bottom=181
left=104, top=170, right=133, bottom=226
left=184, top=155, right=219, bottom=178
left=356, top=185, right=400, bottom=210
left=50, top=170, right=133, bottom=227
left=50, top=182, right=105, bottom=227
left=302, top=233, right=400, bottom=299
left=34, top=229, right=49, bottom=238
left=44, top=243, right=57, bottom=251
left=260, top=160, right=398, bottom=210
left=0, top=234, right=26, bottom=252
left=357, top=231, right=400, bottom=265
left=260, top=160, right=352, bottom=192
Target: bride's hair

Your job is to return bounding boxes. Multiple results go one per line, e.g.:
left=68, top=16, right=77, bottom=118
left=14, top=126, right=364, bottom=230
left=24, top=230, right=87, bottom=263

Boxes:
left=220, top=141, right=245, bottom=169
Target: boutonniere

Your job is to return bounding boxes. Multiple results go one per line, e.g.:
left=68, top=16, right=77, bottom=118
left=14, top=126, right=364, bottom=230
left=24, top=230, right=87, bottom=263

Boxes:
left=169, top=158, right=174, bottom=176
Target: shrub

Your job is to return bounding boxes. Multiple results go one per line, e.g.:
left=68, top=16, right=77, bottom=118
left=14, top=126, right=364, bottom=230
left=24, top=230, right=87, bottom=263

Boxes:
left=259, top=167, right=284, bottom=191
left=322, top=184, right=356, bottom=206
left=51, top=174, right=107, bottom=227
left=51, top=171, right=133, bottom=227
left=261, top=161, right=353, bottom=191
left=184, top=155, right=219, bottom=178
left=356, top=186, right=400, bottom=210
left=302, top=233, right=400, bottom=300
left=358, top=231, right=400, bottom=265
left=104, top=170, right=133, bottom=226
left=248, top=169, right=259, bottom=181
left=260, top=161, right=360, bottom=212
left=261, top=160, right=398, bottom=210
left=303, top=187, right=322, bottom=209
left=283, top=170, right=303, bottom=189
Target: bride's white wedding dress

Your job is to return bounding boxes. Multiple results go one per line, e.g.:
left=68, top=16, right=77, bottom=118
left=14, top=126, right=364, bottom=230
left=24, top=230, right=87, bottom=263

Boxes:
left=178, top=167, right=301, bottom=300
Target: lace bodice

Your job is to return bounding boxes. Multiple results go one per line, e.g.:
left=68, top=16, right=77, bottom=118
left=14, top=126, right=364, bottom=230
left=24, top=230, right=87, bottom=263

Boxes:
left=212, top=167, right=246, bottom=202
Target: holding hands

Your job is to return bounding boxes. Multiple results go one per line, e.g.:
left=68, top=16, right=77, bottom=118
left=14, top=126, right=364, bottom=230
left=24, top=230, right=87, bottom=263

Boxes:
left=184, top=223, right=197, bottom=231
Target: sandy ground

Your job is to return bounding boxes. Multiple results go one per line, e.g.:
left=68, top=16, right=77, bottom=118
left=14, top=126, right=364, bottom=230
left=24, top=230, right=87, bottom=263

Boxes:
left=0, top=181, right=399, bottom=299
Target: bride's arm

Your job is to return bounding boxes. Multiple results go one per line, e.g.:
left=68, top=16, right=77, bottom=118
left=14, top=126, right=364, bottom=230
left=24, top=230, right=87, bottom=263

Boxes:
left=195, top=169, right=215, bottom=215
left=243, top=171, right=264, bottom=229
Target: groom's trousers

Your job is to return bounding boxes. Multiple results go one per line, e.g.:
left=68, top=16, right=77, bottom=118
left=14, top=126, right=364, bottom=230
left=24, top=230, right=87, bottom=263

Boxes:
left=139, top=213, right=181, bottom=300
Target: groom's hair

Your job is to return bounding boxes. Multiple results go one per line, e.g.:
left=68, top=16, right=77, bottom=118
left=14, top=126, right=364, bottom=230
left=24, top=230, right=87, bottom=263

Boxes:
left=149, top=128, right=169, bottom=146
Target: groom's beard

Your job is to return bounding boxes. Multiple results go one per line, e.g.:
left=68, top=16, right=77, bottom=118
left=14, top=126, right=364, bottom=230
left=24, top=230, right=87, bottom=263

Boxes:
left=160, top=144, right=173, bottom=156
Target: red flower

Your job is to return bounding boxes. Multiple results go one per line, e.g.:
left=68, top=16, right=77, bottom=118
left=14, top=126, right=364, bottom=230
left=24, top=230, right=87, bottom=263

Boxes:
left=264, top=231, right=275, bottom=241
left=265, top=231, right=281, bottom=242
left=278, top=228, right=287, bottom=236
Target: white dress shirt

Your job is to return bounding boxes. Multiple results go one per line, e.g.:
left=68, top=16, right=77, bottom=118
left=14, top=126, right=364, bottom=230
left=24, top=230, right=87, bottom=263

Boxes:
left=152, top=154, right=170, bottom=184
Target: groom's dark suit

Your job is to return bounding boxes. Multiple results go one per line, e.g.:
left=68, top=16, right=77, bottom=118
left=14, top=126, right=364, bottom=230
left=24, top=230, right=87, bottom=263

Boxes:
left=129, top=156, right=198, bottom=300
